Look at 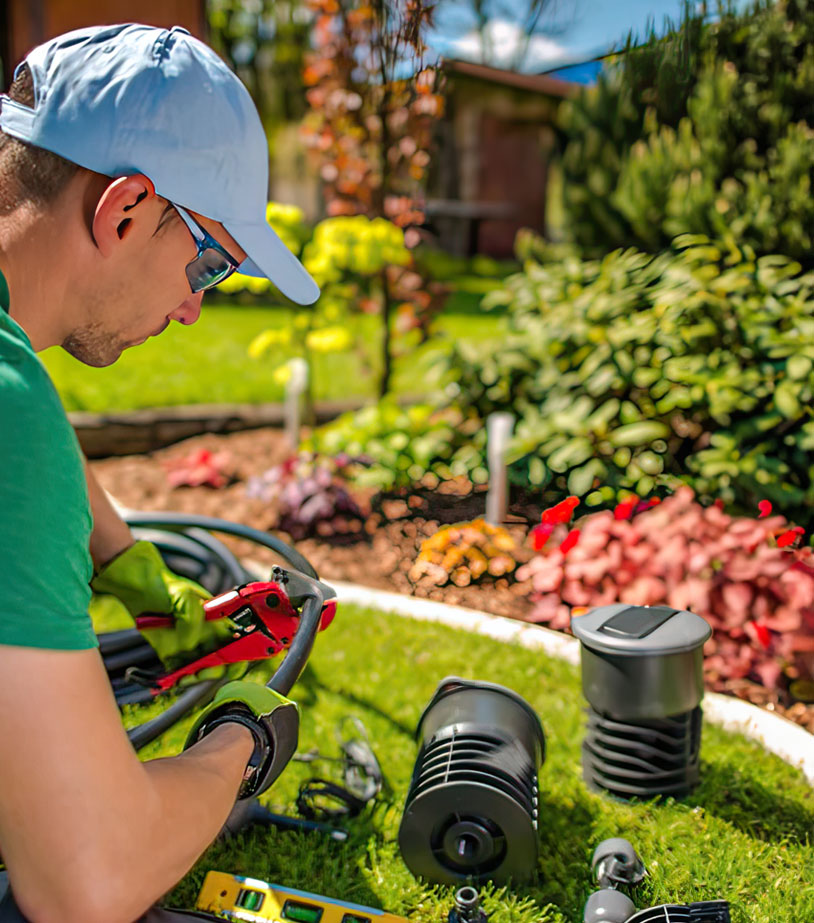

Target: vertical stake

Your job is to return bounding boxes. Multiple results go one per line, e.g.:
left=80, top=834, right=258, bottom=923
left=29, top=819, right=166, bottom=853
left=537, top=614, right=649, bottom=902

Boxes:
left=485, top=411, right=515, bottom=525
left=284, top=358, right=309, bottom=451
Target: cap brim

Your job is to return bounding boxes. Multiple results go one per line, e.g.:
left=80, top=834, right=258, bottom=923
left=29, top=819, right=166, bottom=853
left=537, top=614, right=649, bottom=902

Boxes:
left=226, top=219, right=320, bottom=305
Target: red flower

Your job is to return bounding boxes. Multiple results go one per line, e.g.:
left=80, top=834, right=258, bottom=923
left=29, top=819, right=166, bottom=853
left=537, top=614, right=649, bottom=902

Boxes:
left=529, top=522, right=554, bottom=551
left=713, top=499, right=725, bottom=510
left=559, top=528, right=581, bottom=554
left=614, top=495, right=639, bottom=520
left=541, top=496, right=579, bottom=526
left=776, top=527, right=805, bottom=549
left=758, top=500, right=773, bottom=519
left=634, top=496, right=662, bottom=514
left=750, top=620, right=771, bottom=650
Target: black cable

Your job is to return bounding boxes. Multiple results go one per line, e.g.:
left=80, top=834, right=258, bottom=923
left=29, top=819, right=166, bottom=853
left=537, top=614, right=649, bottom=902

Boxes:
left=123, top=512, right=319, bottom=579
left=296, top=778, right=368, bottom=822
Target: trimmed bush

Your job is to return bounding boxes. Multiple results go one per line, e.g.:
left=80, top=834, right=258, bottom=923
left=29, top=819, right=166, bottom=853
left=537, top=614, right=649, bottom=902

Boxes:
left=438, top=235, right=814, bottom=522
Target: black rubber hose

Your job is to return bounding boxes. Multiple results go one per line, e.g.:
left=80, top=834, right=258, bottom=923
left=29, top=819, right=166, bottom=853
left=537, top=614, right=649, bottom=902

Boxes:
left=114, top=513, right=326, bottom=747
left=99, top=629, right=148, bottom=656
left=127, top=678, right=226, bottom=750
left=268, top=590, right=323, bottom=697
left=123, top=513, right=319, bottom=579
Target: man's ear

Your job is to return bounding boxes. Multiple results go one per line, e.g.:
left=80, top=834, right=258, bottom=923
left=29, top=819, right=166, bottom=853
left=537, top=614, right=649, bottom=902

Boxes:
left=91, top=175, right=156, bottom=256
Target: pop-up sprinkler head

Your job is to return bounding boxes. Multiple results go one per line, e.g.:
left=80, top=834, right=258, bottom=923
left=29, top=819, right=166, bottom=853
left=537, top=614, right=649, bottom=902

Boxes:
left=572, top=604, right=711, bottom=800
left=398, top=677, right=544, bottom=885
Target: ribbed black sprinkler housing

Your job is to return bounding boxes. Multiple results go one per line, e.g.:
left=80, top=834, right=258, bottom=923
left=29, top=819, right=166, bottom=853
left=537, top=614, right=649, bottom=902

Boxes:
left=398, top=677, right=545, bottom=885
left=572, top=604, right=711, bottom=800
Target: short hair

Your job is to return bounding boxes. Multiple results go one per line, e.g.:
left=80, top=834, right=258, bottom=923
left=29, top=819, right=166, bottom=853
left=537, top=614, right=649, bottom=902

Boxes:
left=0, top=64, right=80, bottom=213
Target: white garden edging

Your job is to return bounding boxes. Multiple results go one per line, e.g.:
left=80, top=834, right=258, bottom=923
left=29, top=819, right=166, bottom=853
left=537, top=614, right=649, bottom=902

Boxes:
left=328, top=580, right=814, bottom=785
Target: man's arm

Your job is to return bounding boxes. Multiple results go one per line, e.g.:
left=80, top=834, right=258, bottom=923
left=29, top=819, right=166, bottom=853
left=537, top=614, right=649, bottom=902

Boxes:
left=84, top=459, right=134, bottom=569
left=0, top=644, right=254, bottom=923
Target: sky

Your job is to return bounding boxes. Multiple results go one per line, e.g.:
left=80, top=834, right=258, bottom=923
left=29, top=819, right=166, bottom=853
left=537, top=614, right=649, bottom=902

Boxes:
left=428, top=0, right=739, bottom=75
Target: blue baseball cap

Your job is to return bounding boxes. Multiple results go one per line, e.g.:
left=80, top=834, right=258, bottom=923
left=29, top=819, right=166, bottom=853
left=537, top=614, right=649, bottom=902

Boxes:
left=0, top=23, right=320, bottom=305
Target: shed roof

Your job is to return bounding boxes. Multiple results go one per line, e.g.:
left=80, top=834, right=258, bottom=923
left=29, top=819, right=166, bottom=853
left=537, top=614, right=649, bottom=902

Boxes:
left=442, top=58, right=575, bottom=98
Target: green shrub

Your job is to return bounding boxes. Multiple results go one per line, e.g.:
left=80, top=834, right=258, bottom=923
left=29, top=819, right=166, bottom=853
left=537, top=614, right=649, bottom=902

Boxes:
left=304, top=400, right=487, bottom=490
left=437, top=235, right=814, bottom=521
left=559, top=0, right=814, bottom=264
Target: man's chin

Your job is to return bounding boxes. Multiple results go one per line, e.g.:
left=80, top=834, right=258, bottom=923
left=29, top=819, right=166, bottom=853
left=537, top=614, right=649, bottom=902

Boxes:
left=61, top=335, right=124, bottom=368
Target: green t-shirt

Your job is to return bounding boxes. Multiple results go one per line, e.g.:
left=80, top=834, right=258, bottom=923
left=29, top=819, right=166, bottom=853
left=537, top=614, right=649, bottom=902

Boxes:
left=0, top=271, right=97, bottom=649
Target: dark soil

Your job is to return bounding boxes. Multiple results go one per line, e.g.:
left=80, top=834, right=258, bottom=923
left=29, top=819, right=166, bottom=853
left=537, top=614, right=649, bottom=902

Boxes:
left=90, top=426, right=814, bottom=736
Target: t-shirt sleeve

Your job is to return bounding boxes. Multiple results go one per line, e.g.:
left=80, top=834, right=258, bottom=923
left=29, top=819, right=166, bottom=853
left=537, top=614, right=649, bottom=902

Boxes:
left=0, top=362, right=97, bottom=650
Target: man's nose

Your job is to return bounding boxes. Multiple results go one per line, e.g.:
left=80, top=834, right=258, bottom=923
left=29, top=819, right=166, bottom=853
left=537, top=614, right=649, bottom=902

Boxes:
left=170, top=292, right=204, bottom=326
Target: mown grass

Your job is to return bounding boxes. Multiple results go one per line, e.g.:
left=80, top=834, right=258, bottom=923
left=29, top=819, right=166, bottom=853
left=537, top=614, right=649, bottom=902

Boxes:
left=113, top=604, right=814, bottom=922
left=41, top=304, right=504, bottom=412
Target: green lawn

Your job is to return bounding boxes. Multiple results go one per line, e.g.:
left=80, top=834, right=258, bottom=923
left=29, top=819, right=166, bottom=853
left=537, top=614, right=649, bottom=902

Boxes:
left=117, top=604, right=814, bottom=923
left=42, top=304, right=504, bottom=412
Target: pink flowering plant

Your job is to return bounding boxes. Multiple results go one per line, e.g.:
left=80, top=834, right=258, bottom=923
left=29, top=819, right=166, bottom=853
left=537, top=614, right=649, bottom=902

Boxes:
left=517, top=486, right=814, bottom=692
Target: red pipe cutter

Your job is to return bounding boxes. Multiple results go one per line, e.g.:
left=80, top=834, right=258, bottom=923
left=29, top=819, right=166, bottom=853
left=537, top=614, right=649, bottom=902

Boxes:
left=132, top=566, right=337, bottom=693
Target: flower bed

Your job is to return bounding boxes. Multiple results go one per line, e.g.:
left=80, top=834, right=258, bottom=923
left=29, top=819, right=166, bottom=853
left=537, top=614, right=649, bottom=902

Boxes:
left=91, top=426, right=814, bottom=733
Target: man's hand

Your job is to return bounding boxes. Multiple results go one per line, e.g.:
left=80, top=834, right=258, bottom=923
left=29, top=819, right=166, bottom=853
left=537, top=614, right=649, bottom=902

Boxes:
left=91, top=540, right=233, bottom=670
left=0, top=645, right=255, bottom=923
left=184, top=680, right=299, bottom=798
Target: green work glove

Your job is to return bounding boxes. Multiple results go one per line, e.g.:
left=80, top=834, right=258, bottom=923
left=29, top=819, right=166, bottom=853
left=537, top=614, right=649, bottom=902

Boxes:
left=91, top=540, right=234, bottom=671
left=184, top=680, right=299, bottom=799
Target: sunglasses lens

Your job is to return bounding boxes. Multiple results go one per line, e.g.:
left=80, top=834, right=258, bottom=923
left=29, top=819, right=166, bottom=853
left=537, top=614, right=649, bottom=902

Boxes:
left=186, top=247, right=237, bottom=293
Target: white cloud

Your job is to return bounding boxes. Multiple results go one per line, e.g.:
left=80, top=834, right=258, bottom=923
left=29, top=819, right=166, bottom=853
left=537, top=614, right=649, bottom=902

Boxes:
left=445, top=18, right=571, bottom=72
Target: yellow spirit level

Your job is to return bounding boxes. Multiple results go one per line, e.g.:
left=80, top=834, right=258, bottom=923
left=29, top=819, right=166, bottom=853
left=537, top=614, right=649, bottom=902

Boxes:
left=196, top=871, right=410, bottom=923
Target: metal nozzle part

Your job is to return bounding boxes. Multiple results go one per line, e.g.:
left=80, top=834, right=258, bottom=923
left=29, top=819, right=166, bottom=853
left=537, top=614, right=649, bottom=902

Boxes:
left=450, top=887, right=487, bottom=923
left=591, top=838, right=647, bottom=889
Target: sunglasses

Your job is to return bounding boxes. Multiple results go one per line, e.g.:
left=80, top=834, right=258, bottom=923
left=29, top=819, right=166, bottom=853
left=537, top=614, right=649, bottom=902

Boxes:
left=174, top=204, right=241, bottom=293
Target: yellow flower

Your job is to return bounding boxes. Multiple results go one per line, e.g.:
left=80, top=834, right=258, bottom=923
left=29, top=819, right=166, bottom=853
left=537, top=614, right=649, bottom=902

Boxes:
left=306, top=325, right=353, bottom=353
left=217, top=272, right=249, bottom=293
left=246, top=276, right=272, bottom=294
left=272, top=363, right=293, bottom=386
left=247, top=327, right=292, bottom=360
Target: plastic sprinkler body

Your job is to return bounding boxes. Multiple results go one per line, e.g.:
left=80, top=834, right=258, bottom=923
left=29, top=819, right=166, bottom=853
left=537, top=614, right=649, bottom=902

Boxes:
left=583, top=889, right=636, bottom=923
left=572, top=604, right=711, bottom=800
left=449, top=887, right=487, bottom=923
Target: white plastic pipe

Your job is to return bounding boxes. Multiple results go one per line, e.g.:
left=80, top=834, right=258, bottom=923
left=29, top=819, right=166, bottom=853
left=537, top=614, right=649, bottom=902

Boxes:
left=284, top=358, right=309, bottom=450
left=485, top=411, right=515, bottom=525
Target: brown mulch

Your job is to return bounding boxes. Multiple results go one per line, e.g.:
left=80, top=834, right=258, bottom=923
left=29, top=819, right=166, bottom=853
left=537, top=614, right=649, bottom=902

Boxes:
left=90, top=426, right=814, bottom=737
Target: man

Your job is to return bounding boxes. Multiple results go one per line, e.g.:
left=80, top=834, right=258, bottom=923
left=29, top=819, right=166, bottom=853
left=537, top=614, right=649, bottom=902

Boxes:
left=0, top=23, right=319, bottom=923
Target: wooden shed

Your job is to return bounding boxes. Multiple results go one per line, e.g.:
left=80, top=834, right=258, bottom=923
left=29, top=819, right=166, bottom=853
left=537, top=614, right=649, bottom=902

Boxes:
left=428, top=58, right=574, bottom=258
left=0, top=0, right=207, bottom=88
